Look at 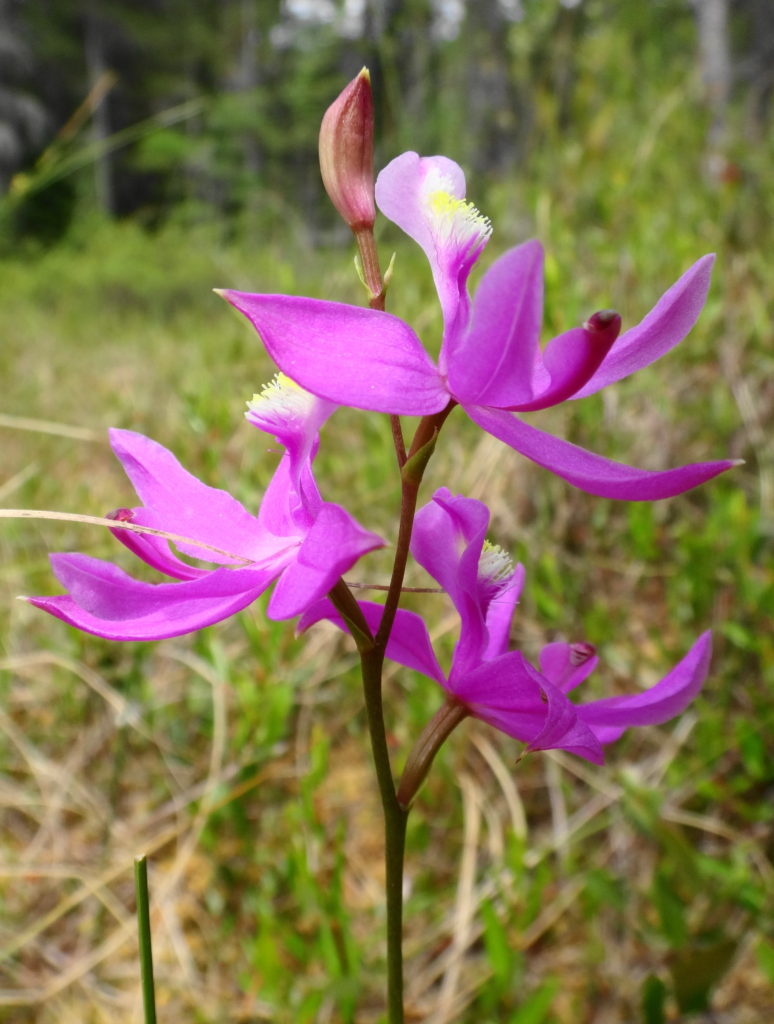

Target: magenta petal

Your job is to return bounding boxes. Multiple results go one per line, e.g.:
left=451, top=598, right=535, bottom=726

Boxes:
left=466, top=405, right=737, bottom=500
left=451, top=651, right=544, bottom=721
left=109, top=508, right=208, bottom=581
left=482, top=564, right=525, bottom=661
left=452, top=652, right=604, bottom=763
left=576, top=632, right=712, bottom=744
left=512, top=315, right=620, bottom=412
left=221, top=292, right=448, bottom=416
left=411, top=490, right=491, bottom=674
left=412, top=490, right=489, bottom=604
left=527, top=679, right=605, bottom=763
left=26, top=553, right=271, bottom=641
left=267, top=503, right=383, bottom=620
left=109, top=429, right=264, bottom=563
left=375, top=152, right=489, bottom=341
left=299, top=599, right=447, bottom=684
left=539, top=642, right=599, bottom=693
left=447, top=241, right=544, bottom=407
left=574, top=255, right=715, bottom=399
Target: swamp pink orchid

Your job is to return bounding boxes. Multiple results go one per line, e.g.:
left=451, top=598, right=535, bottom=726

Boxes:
left=301, top=488, right=712, bottom=764
left=26, top=377, right=382, bottom=640
left=221, top=152, right=735, bottom=500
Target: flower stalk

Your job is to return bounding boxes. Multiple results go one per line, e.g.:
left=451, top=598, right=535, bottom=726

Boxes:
left=23, top=66, right=733, bottom=1024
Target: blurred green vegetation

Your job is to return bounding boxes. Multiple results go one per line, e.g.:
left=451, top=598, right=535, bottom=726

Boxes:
left=1, top=4, right=773, bottom=1023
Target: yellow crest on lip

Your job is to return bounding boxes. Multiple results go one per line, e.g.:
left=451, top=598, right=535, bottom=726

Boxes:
left=247, top=372, right=312, bottom=419
left=425, top=188, right=492, bottom=248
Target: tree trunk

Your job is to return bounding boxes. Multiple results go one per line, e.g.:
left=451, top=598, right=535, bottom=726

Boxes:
left=83, top=3, right=114, bottom=215
left=694, top=0, right=731, bottom=152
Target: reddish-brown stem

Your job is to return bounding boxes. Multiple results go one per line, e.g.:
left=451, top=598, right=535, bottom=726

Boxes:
left=397, top=698, right=469, bottom=809
left=375, top=402, right=456, bottom=651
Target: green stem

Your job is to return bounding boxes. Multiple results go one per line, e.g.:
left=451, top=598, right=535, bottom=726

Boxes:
left=134, top=855, right=157, bottom=1024
left=353, top=226, right=385, bottom=310
left=343, top=229, right=457, bottom=1022
left=360, top=648, right=409, bottom=1022
left=376, top=403, right=455, bottom=650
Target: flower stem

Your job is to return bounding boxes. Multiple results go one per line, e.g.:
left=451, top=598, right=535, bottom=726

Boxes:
left=360, top=647, right=409, bottom=1022
left=347, top=229, right=456, bottom=1023
left=134, top=855, right=157, bottom=1024
left=353, top=226, right=385, bottom=310
left=397, top=698, right=469, bottom=809
left=377, top=403, right=455, bottom=650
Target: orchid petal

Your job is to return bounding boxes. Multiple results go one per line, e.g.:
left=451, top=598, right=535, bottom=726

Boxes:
left=412, top=489, right=491, bottom=675
left=267, top=503, right=383, bottom=620
left=108, top=508, right=209, bottom=581
left=482, top=564, right=525, bottom=660
left=577, top=632, right=712, bottom=743
left=465, top=405, right=737, bottom=500
left=452, top=652, right=604, bottom=764
left=255, top=453, right=308, bottom=537
left=511, top=313, right=621, bottom=412
left=26, top=553, right=271, bottom=641
left=375, top=152, right=491, bottom=346
left=221, top=292, right=448, bottom=416
left=246, top=373, right=337, bottom=474
left=446, top=241, right=544, bottom=406
left=573, top=255, right=715, bottom=398
left=527, top=679, right=605, bottom=763
left=539, top=641, right=599, bottom=693
left=109, top=430, right=264, bottom=563
left=299, top=599, right=446, bottom=684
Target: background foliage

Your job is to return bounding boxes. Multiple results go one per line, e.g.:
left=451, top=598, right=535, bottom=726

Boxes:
left=1, top=1, right=772, bottom=1022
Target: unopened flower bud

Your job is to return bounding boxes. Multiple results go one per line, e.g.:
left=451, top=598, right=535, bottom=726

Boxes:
left=319, top=68, right=375, bottom=232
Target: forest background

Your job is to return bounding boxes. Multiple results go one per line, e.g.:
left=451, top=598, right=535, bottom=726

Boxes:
left=1, top=1, right=772, bottom=1022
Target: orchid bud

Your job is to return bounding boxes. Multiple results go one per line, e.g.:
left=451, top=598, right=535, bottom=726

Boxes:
left=319, top=68, right=375, bottom=232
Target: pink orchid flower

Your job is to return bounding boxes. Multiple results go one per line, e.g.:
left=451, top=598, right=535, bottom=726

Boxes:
left=26, top=377, right=382, bottom=640
left=301, top=488, right=712, bottom=764
left=222, top=151, right=735, bottom=500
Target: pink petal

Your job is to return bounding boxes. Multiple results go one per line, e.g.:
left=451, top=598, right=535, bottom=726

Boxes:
left=267, top=503, right=383, bottom=620
left=375, top=152, right=490, bottom=342
left=527, top=678, right=605, bottom=763
left=511, top=313, right=621, bottom=412
left=466, top=405, right=737, bottom=500
left=299, top=600, right=446, bottom=684
left=573, top=255, right=715, bottom=398
left=108, top=507, right=208, bottom=581
left=446, top=241, right=544, bottom=406
left=109, top=430, right=265, bottom=564
left=576, top=631, right=712, bottom=743
left=411, top=490, right=491, bottom=675
left=482, top=564, right=525, bottom=661
left=221, top=292, right=448, bottom=416
left=452, top=652, right=605, bottom=763
left=539, top=641, right=599, bottom=693
left=26, top=553, right=272, bottom=641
